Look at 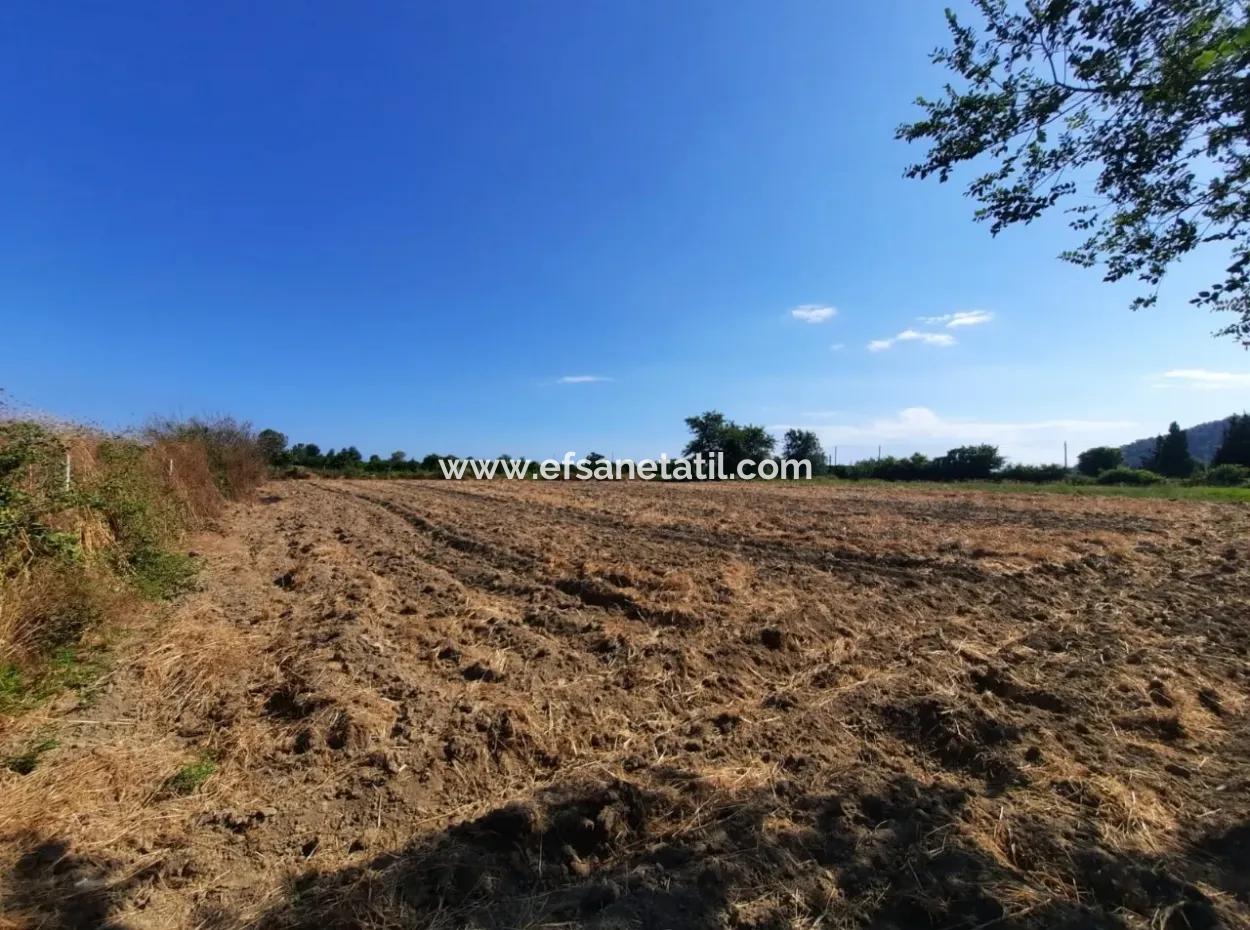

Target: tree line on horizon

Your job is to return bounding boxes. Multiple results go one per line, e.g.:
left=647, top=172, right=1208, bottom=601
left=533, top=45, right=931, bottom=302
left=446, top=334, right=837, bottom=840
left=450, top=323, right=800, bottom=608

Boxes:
left=254, top=412, right=1250, bottom=487
left=258, top=433, right=452, bottom=475
left=674, top=411, right=1250, bottom=486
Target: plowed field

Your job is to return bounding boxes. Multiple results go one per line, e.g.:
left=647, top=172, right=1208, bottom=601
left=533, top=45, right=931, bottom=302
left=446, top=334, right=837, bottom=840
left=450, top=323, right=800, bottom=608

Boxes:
left=3, top=479, right=1248, bottom=929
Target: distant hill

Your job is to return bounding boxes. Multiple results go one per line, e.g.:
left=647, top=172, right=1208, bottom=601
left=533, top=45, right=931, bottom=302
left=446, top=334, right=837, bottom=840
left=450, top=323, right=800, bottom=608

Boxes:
left=1120, top=415, right=1238, bottom=467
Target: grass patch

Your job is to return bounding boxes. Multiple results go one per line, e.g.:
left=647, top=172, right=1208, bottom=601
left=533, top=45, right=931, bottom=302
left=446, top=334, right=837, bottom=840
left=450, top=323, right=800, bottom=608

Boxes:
left=952, top=481, right=1250, bottom=502
left=43, top=644, right=108, bottom=695
left=0, top=662, right=24, bottom=712
left=4, top=736, right=58, bottom=775
left=0, top=645, right=109, bottom=715
left=128, top=545, right=199, bottom=599
left=166, top=751, right=218, bottom=795
left=802, top=477, right=1250, bottom=502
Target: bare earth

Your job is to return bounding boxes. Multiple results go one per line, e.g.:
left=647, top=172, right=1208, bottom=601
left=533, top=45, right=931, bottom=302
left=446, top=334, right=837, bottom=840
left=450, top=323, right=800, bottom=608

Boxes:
left=2, top=479, right=1248, bottom=929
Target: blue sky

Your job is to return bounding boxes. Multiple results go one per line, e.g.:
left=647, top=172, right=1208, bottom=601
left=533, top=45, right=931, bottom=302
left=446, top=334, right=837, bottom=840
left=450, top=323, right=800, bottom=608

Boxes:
left=2, top=1, right=1246, bottom=463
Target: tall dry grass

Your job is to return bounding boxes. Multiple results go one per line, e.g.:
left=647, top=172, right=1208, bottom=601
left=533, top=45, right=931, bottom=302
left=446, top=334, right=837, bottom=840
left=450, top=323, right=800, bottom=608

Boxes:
left=144, top=416, right=268, bottom=502
left=0, top=416, right=267, bottom=715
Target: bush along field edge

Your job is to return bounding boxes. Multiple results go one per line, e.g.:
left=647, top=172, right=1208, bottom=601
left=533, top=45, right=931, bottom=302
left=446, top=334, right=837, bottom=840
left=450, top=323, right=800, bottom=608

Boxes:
left=0, top=417, right=266, bottom=725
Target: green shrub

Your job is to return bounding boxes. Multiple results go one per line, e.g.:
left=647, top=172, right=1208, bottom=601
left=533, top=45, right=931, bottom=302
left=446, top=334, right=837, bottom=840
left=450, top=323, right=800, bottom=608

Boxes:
left=1204, top=463, right=1250, bottom=487
left=85, top=439, right=189, bottom=590
left=1096, top=466, right=1164, bottom=486
left=0, top=423, right=80, bottom=576
left=1077, top=446, right=1123, bottom=477
left=127, top=545, right=198, bottom=599
left=0, top=662, right=23, bottom=711
left=996, top=463, right=1069, bottom=483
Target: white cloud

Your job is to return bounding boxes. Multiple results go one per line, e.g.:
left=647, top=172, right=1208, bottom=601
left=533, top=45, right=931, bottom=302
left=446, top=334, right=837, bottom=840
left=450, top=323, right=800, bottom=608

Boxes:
left=867, top=329, right=956, bottom=352
left=830, top=343, right=845, bottom=351
left=771, top=406, right=1138, bottom=464
left=791, top=304, right=837, bottom=324
left=919, top=310, right=994, bottom=328
left=899, top=330, right=956, bottom=346
left=799, top=410, right=842, bottom=419
left=1159, top=368, right=1250, bottom=390
left=557, top=375, right=612, bottom=384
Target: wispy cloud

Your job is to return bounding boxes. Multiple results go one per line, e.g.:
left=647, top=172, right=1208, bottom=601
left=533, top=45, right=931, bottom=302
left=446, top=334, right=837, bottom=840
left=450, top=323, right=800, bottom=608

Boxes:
left=556, top=375, right=612, bottom=384
left=867, top=329, right=956, bottom=352
left=790, top=304, right=837, bottom=324
left=830, top=343, right=845, bottom=351
left=799, top=410, right=843, bottom=420
left=919, top=310, right=994, bottom=328
left=1158, top=368, right=1250, bottom=390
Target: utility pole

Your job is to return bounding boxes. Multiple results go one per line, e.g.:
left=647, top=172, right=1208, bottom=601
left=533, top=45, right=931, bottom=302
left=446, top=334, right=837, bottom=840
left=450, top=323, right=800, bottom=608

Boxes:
left=1063, top=441, right=1068, bottom=470
left=877, top=444, right=882, bottom=462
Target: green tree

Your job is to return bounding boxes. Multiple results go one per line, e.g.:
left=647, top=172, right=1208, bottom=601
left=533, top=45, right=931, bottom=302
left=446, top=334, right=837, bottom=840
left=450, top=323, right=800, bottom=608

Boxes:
left=1150, top=422, right=1197, bottom=477
left=388, top=450, right=407, bottom=464
left=289, top=443, right=322, bottom=467
left=682, top=412, right=730, bottom=460
left=324, top=446, right=363, bottom=471
left=681, top=411, right=776, bottom=475
left=1077, top=446, right=1124, bottom=477
left=256, top=429, right=288, bottom=465
left=722, top=425, right=776, bottom=472
left=1213, top=413, right=1250, bottom=466
left=901, top=452, right=933, bottom=481
left=900, top=1, right=1250, bottom=343
left=781, top=429, right=826, bottom=473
